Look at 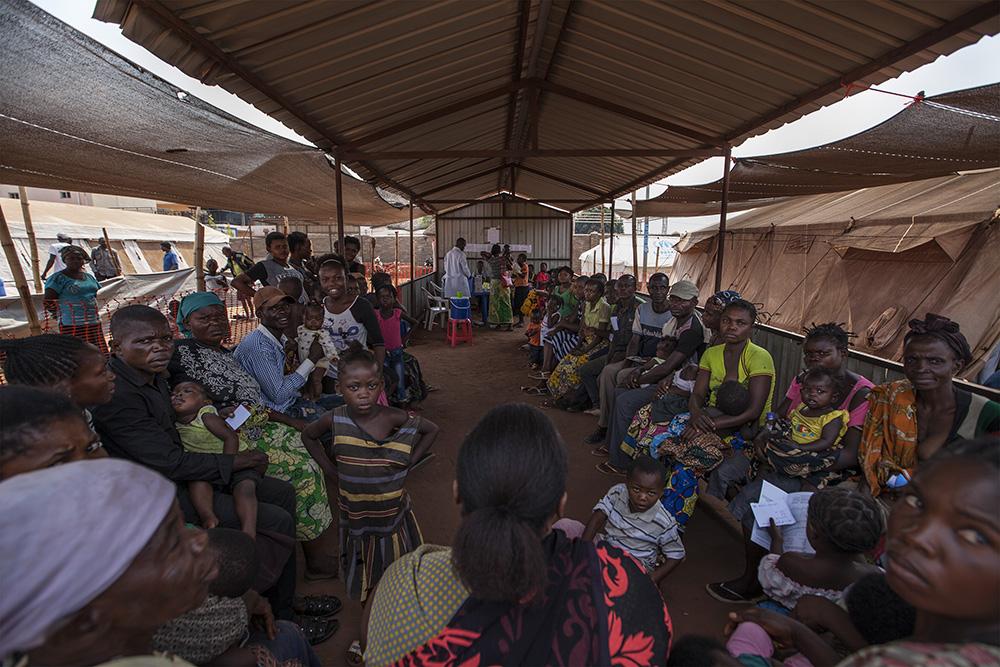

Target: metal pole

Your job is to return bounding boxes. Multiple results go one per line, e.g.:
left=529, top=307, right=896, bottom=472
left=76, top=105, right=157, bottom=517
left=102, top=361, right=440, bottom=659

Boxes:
left=630, top=191, right=638, bottom=280
left=408, top=201, right=415, bottom=307
left=599, top=205, right=606, bottom=276
left=334, top=156, right=346, bottom=250
left=17, top=187, right=41, bottom=292
left=328, top=224, right=334, bottom=254
left=714, top=145, right=732, bottom=293
left=193, top=207, right=205, bottom=292
left=248, top=224, right=255, bottom=258
left=0, top=205, right=42, bottom=335
left=394, top=231, right=400, bottom=286
left=641, top=185, right=650, bottom=284
left=654, top=246, right=661, bottom=275
left=608, top=201, right=616, bottom=279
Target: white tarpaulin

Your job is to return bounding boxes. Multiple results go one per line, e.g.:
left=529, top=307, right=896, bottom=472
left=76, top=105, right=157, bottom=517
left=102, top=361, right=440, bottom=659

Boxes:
left=579, top=235, right=677, bottom=278
left=0, top=269, right=197, bottom=337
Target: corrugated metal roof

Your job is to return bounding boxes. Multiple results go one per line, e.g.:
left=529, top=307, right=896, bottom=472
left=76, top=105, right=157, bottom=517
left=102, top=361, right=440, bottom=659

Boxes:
left=93, top=0, right=999, bottom=212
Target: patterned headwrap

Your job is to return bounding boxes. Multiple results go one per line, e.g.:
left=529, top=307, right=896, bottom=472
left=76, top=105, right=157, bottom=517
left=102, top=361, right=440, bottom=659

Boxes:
left=59, top=244, right=90, bottom=262
left=0, top=459, right=176, bottom=657
left=176, top=291, right=225, bottom=337
left=710, top=290, right=742, bottom=306
left=904, top=313, right=972, bottom=365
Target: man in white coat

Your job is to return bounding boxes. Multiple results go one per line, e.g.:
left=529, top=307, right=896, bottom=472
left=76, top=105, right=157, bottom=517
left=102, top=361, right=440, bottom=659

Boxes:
left=443, top=237, right=472, bottom=298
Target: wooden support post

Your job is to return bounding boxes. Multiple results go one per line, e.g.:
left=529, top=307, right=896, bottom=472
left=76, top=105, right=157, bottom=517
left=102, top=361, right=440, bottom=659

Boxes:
left=608, top=201, right=616, bottom=279
left=193, top=207, right=205, bottom=292
left=328, top=225, right=334, bottom=254
left=247, top=225, right=255, bottom=259
left=714, top=146, right=733, bottom=293
left=0, top=204, right=42, bottom=335
left=654, top=246, right=661, bottom=275
left=334, top=156, right=346, bottom=251
left=17, top=187, right=41, bottom=292
left=102, top=228, right=122, bottom=275
left=370, top=236, right=376, bottom=277
left=599, top=205, right=606, bottom=276
left=630, top=191, right=638, bottom=280
left=408, top=201, right=415, bottom=307
left=282, top=216, right=289, bottom=235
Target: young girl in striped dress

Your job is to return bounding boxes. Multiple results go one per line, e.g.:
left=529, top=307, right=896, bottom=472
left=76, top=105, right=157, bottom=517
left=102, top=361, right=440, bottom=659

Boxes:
left=301, top=343, right=439, bottom=664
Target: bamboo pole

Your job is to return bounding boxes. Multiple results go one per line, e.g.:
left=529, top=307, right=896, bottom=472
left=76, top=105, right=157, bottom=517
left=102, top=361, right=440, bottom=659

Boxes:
left=654, top=246, right=661, bottom=276
left=630, top=191, right=638, bottom=279
left=101, top=227, right=122, bottom=275
left=282, top=216, right=290, bottom=235
left=714, top=146, right=733, bottom=293
left=599, top=205, right=606, bottom=276
left=408, top=202, right=415, bottom=307
left=17, top=187, right=41, bottom=292
left=247, top=225, right=255, bottom=259
left=193, top=207, right=205, bottom=291
left=0, top=205, right=42, bottom=335
left=328, top=224, right=334, bottom=254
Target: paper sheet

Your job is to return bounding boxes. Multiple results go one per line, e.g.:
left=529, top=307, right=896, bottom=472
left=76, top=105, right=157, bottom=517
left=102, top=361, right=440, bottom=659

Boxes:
left=749, top=482, right=815, bottom=554
left=225, top=404, right=252, bottom=430
left=750, top=500, right=795, bottom=528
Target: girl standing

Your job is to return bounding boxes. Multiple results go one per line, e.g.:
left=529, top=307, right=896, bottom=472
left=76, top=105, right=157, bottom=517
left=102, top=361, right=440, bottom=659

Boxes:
left=43, top=245, right=107, bottom=353
left=374, top=284, right=424, bottom=406
left=301, top=346, right=439, bottom=664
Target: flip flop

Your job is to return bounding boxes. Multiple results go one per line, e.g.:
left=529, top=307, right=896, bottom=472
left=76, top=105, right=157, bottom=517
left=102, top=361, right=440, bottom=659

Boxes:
left=705, top=581, right=765, bottom=604
left=590, top=445, right=609, bottom=457
left=293, top=594, right=342, bottom=617
left=596, top=461, right=626, bottom=476
left=522, top=386, right=548, bottom=395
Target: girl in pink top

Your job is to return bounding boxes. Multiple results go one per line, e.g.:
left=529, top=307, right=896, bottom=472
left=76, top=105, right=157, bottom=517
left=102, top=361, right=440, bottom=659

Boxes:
left=375, top=285, right=421, bottom=405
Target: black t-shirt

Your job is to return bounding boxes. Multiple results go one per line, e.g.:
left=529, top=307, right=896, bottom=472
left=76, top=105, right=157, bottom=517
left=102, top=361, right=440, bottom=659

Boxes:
left=663, top=313, right=707, bottom=366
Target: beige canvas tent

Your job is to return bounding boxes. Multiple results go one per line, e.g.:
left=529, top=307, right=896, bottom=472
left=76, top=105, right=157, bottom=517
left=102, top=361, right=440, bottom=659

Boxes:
left=670, top=170, right=1000, bottom=379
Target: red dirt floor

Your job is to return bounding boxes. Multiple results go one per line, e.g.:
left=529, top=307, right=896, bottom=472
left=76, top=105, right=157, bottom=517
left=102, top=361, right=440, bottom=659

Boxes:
left=303, top=324, right=744, bottom=665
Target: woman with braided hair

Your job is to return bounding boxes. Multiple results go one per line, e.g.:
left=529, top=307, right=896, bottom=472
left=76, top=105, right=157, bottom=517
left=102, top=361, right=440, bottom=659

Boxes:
left=757, top=486, right=883, bottom=610
left=859, top=313, right=999, bottom=501
left=0, top=333, right=115, bottom=451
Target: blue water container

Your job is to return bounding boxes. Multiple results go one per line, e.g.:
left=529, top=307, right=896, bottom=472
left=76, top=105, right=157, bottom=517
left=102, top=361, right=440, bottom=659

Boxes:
left=449, top=297, right=471, bottom=320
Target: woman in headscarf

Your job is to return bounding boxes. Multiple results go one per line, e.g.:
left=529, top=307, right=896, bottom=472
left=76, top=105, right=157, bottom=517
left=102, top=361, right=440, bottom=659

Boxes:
left=0, top=458, right=216, bottom=666
left=169, top=291, right=337, bottom=579
left=480, top=244, right=513, bottom=330
left=43, top=245, right=108, bottom=353
left=859, top=313, right=999, bottom=502
left=363, top=405, right=672, bottom=666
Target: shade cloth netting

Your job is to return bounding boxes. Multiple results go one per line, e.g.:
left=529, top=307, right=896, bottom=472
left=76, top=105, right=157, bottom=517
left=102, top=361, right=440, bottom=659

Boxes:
left=637, top=84, right=1000, bottom=217
left=0, top=0, right=408, bottom=226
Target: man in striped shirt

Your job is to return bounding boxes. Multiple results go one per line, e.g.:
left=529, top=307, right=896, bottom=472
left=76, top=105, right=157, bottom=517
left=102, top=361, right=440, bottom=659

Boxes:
left=583, top=455, right=685, bottom=585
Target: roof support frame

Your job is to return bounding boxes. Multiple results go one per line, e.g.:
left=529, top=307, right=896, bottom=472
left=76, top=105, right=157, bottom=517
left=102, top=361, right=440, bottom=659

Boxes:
left=498, top=0, right=533, bottom=192
left=415, top=164, right=505, bottom=199
left=340, top=148, right=722, bottom=159
left=513, top=164, right=605, bottom=196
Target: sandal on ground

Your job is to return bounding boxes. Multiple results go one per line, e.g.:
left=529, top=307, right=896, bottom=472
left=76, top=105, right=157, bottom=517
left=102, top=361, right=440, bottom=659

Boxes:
left=583, top=407, right=601, bottom=416
left=522, top=386, right=548, bottom=395
left=590, top=445, right=609, bottom=457
left=529, top=371, right=550, bottom=380
left=293, top=594, right=342, bottom=617
left=295, top=616, right=339, bottom=645
left=596, top=461, right=626, bottom=476
left=584, top=428, right=608, bottom=445
left=705, top=581, right=764, bottom=604
left=346, top=639, right=364, bottom=665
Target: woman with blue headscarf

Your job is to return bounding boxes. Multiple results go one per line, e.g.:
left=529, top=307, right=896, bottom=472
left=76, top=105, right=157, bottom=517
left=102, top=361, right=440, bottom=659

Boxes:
left=168, top=292, right=337, bottom=580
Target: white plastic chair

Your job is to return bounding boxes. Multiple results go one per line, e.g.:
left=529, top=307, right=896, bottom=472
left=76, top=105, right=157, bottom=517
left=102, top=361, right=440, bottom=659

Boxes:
left=422, top=287, right=449, bottom=330
left=428, top=281, right=444, bottom=297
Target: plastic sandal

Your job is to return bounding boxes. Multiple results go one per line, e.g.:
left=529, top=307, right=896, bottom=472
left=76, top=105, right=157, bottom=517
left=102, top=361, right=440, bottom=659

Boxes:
left=590, top=445, right=609, bottom=457
left=595, top=461, right=626, bottom=476
left=705, top=581, right=765, bottom=604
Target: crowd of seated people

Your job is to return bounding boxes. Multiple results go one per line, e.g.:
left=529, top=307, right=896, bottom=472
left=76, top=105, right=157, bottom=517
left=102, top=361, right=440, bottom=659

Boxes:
left=0, top=252, right=997, bottom=666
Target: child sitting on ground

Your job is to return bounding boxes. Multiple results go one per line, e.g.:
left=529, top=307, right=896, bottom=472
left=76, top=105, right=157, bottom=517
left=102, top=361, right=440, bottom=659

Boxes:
left=582, top=455, right=685, bottom=585
left=525, top=308, right=544, bottom=368
left=757, top=486, right=883, bottom=610
left=172, top=380, right=260, bottom=538
left=759, top=367, right=850, bottom=483
left=301, top=344, right=440, bottom=664
left=374, top=284, right=421, bottom=405
left=297, top=303, right=339, bottom=400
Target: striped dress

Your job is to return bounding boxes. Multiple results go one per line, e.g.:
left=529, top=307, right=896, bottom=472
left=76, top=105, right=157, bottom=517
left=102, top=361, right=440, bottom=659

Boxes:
left=331, top=406, right=424, bottom=602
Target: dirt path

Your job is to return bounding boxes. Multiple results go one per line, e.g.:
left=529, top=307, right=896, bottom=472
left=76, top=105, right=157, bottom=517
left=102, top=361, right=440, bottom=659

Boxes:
left=306, top=325, right=744, bottom=664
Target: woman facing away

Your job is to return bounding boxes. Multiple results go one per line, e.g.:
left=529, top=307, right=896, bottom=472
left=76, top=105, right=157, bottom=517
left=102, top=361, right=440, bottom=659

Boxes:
left=363, top=404, right=672, bottom=667
left=43, top=245, right=108, bottom=353
left=481, top=243, right=514, bottom=330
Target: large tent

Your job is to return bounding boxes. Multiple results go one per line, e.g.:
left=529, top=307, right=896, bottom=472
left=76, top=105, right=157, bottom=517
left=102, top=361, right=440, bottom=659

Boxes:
left=669, top=170, right=1000, bottom=378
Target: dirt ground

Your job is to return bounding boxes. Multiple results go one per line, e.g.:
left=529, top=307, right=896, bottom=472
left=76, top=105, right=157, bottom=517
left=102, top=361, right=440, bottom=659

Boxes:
left=303, top=324, right=745, bottom=665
